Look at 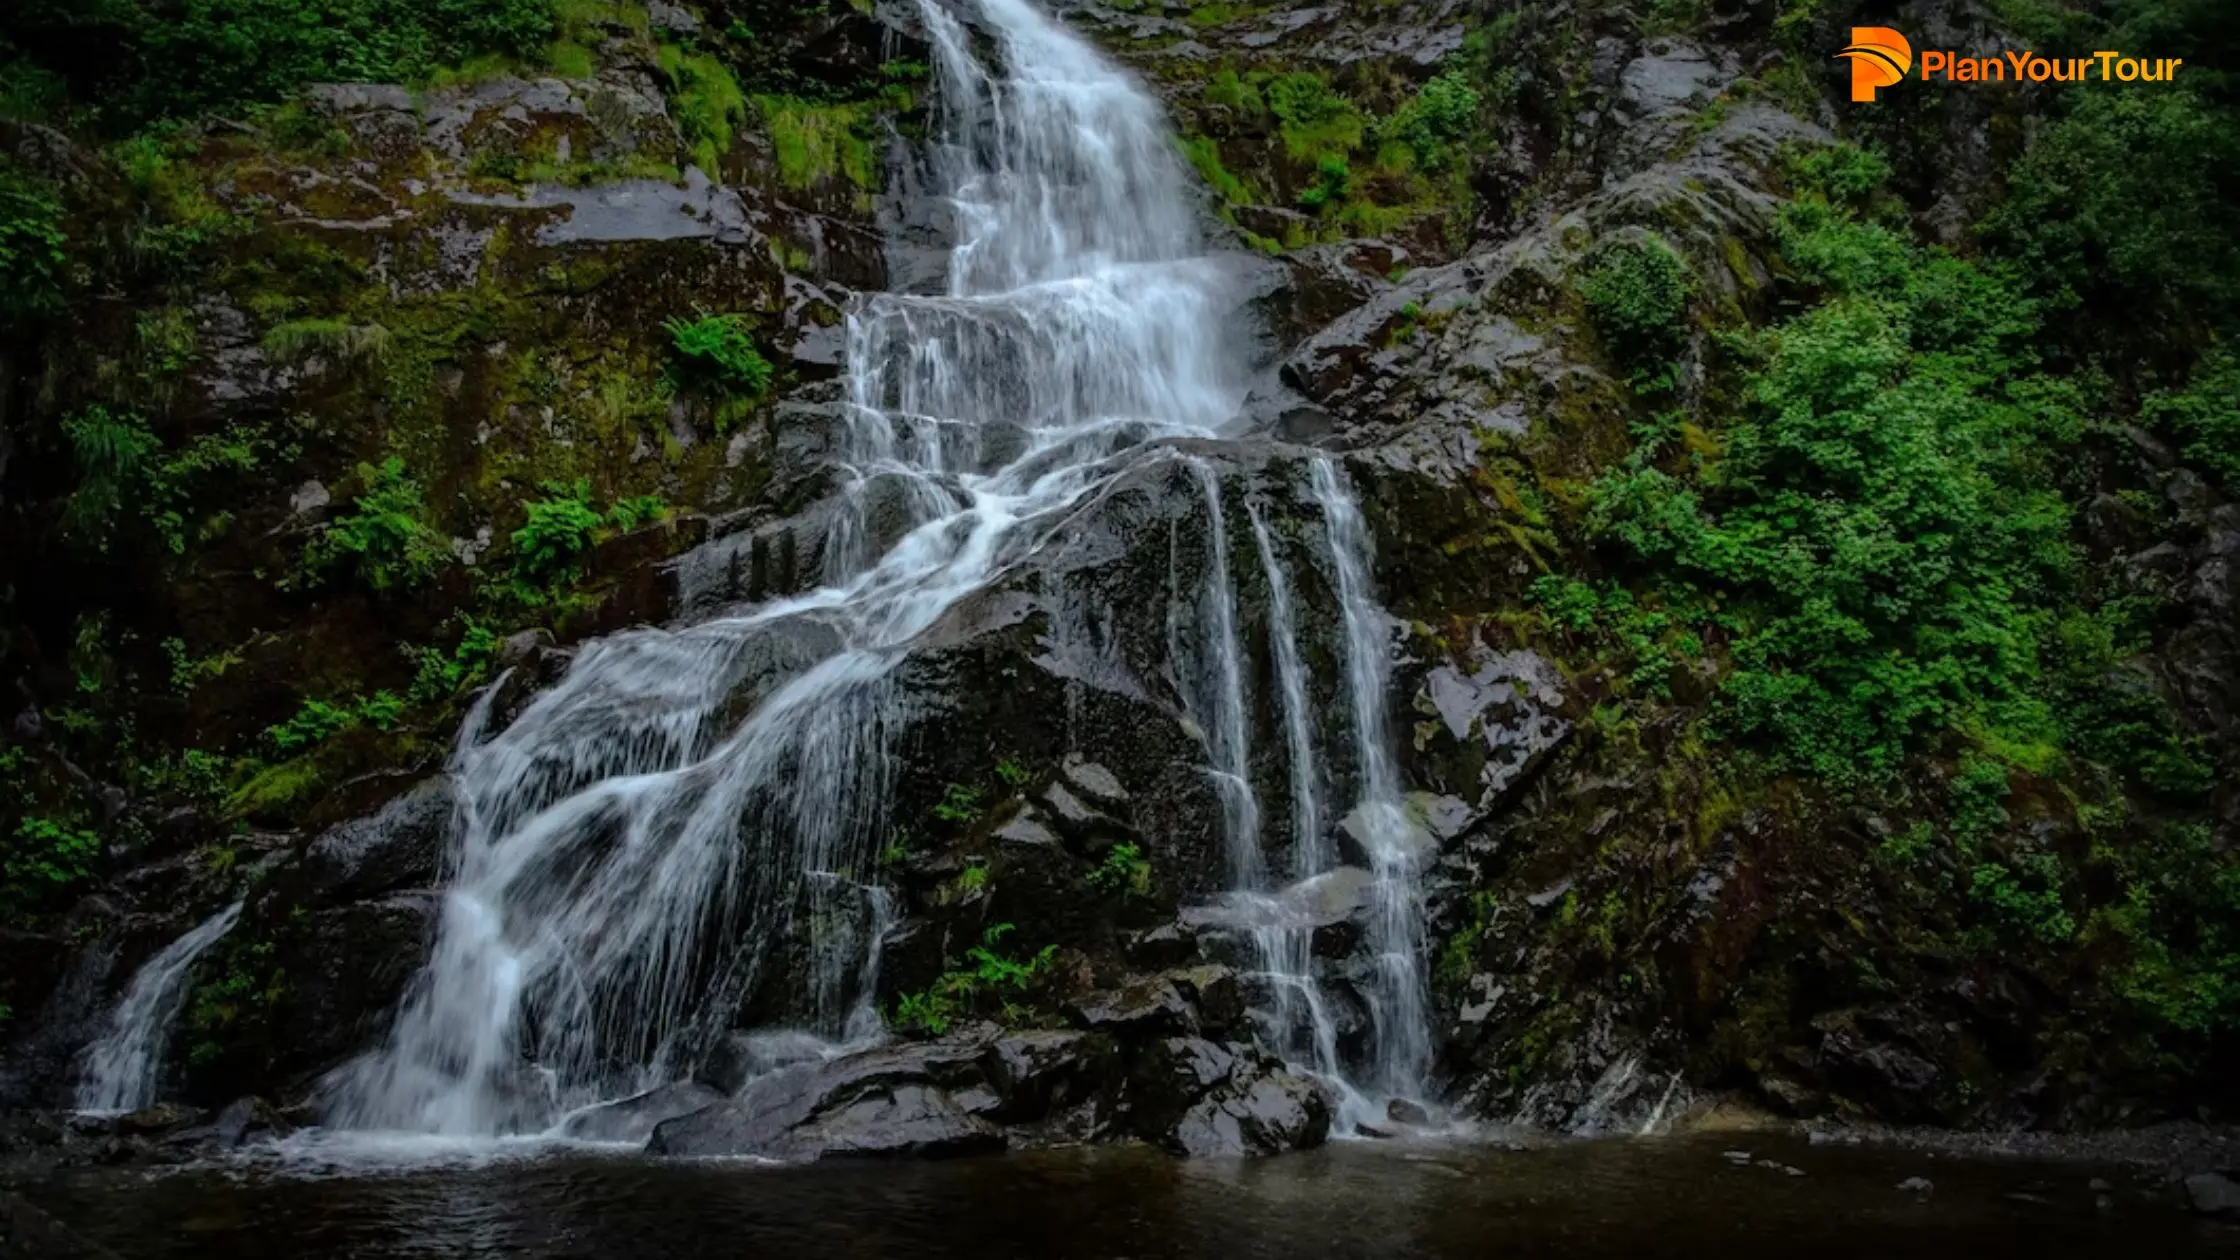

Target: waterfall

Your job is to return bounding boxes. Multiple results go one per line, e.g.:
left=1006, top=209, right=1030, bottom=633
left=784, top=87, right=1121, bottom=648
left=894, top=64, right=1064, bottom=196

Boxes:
left=76, top=901, right=243, bottom=1115
left=331, top=0, right=1250, bottom=1137
left=1312, top=456, right=1432, bottom=1100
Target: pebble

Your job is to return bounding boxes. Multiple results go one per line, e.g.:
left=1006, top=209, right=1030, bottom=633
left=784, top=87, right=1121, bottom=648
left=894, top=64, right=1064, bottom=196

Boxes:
left=1722, top=1149, right=1752, bottom=1164
left=1897, top=1177, right=1934, bottom=1196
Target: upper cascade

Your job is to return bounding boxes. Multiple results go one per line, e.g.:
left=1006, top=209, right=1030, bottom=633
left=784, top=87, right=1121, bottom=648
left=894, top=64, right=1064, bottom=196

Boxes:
left=328, top=0, right=1428, bottom=1139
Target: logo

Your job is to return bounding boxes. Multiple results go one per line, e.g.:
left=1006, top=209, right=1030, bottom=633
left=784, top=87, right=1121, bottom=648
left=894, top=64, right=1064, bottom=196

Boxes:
left=1835, top=25, right=2186, bottom=101
left=1837, top=27, right=1913, bottom=102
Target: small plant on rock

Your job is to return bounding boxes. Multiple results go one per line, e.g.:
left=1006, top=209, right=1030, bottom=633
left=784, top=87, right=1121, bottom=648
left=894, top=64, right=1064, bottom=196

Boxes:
left=1086, top=841, right=1153, bottom=899
left=663, top=310, right=773, bottom=401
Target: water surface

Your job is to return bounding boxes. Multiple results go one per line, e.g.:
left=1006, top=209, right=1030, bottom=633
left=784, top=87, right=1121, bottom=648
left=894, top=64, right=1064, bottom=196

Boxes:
left=25, top=1133, right=2234, bottom=1258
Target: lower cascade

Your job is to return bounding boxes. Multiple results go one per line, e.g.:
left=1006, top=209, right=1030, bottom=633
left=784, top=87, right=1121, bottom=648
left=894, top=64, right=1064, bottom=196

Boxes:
left=75, top=901, right=244, bottom=1115
left=326, top=0, right=1434, bottom=1139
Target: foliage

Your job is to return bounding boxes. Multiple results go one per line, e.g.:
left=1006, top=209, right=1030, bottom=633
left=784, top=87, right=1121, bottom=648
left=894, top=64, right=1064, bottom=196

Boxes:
left=1584, top=160, right=2076, bottom=785
left=4, top=816, right=100, bottom=905
left=2142, top=350, right=2240, bottom=490
left=1297, top=153, right=1350, bottom=212
left=1085, top=842, right=1152, bottom=899
left=60, top=406, right=160, bottom=546
left=1527, top=576, right=1701, bottom=698
left=404, top=620, right=500, bottom=703
left=0, top=158, right=67, bottom=323
left=1981, top=89, right=2240, bottom=357
left=1379, top=71, right=1479, bottom=173
left=931, top=783, right=984, bottom=826
left=304, top=457, right=452, bottom=591
left=890, top=922, right=1058, bottom=1035
left=1580, top=234, right=1690, bottom=378
left=608, top=494, right=670, bottom=531
left=757, top=96, right=877, bottom=191
left=511, top=479, right=603, bottom=582
left=1263, top=72, right=1364, bottom=161
left=262, top=690, right=403, bottom=755
left=658, top=44, right=746, bottom=177
left=662, top=311, right=774, bottom=401
left=994, top=757, right=1032, bottom=788
left=2, top=0, right=560, bottom=123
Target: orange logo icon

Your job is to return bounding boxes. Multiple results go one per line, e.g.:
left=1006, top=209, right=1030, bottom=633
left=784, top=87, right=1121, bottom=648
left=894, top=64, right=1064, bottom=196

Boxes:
left=1837, top=27, right=1913, bottom=101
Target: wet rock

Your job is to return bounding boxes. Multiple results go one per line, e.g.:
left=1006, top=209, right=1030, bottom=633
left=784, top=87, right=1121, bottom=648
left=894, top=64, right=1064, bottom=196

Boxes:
left=1166, top=1064, right=1330, bottom=1158
left=647, top=1038, right=1006, bottom=1160
left=696, top=1028, right=835, bottom=1095
left=2186, top=1172, right=2240, bottom=1218
left=202, top=1096, right=293, bottom=1148
left=1386, top=1098, right=1430, bottom=1126
left=994, top=808, right=1061, bottom=849
left=301, top=778, right=458, bottom=901
left=1061, top=757, right=1130, bottom=806
left=1069, top=977, right=1197, bottom=1036
left=1126, top=923, right=1202, bottom=969
left=1898, top=1176, right=1935, bottom=1197
left=561, top=1082, right=727, bottom=1144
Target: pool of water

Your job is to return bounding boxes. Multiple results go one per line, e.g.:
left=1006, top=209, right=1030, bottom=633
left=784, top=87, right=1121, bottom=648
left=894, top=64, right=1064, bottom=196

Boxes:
left=18, top=1131, right=2235, bottom=1257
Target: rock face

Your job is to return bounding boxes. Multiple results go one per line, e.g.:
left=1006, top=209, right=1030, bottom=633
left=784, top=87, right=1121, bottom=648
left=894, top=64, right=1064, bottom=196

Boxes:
left=646, top=1025, right=1325, bottom=1161
left=4, top=0, right=2236, bottom=1155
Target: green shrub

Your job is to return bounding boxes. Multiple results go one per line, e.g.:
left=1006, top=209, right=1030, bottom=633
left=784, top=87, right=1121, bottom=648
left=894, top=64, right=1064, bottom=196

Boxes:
left=4, top=817, right=100, bottom=904
left=1584, top=170, right=2077, bottom=784
left=405, top=620, right=500, bottom=702
left=663, top=311, right=774, bottom=400
left=512, top=479, right=603, bottom=582
left=1086, top=842, right=1152, bottom=898
left=1264, top=72, right=1363, bottom=160
left=1981, top=90, right=2240, bottom=355
left=262, top=689, right=405, bottom=755
left=304, top=457, right=451, bottom=591
left=1297, top=152, right=1350, bottom=211
left=18, top=0, right=559, bottom=122
left=60, top=406, right=160, bottom=546
left=931, top=783, right=984, bottom=825
left=1580, top=234, right=1691, bottom=377
left=0, top=159, right=66, bottom=324
left=2142, top=350, right=2240, bottom=490
left=1379, top=71, right=1479, bottom=172
left=608, top=494, right=670, bottom=531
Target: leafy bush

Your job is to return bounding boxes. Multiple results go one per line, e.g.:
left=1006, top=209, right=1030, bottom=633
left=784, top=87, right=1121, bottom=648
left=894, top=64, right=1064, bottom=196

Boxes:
left=2142, top=350, right=2240, bottom=490
left=890, top=923, right=1057, bottom=1035
left=60, top=406, right=160, bottom=546
left=608, top=494, right=670, bottom=531
left=4, top=816, right=100, bottom=904
left=1583, top=166, right=2076, bottom=784
left=3, top=0, right=560, bottom=122
left=931, top=783, right=984, bottom=825
left=1981, top=90, right=2240, bottom=355
left=304, top=457, right=451, bottom=591
left=1086, top=842, right=1152, bottom=898
left=663, top=311, right=773, bottom=401
left=1297, top=152, right=1351, bottom=211
left=0, top=158, right=66, bottom=323
left=511, top=479, right=603, bottom=582
left=1580, top=234, right=1691, bottom=377
left=1380, top=71, right=1479, bottom=172
left=262, top=689, right=406, bottom=755
left=1264, top=72, right=1364, bottom=160
left=405, top=620, right=500, bottom=702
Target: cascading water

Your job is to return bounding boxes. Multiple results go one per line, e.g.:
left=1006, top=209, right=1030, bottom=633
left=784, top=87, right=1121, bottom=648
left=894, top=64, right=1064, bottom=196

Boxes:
left=330, top=0, right=1432, bottom=1140
left=1312, top=456, right=1433, bottom=1099
left=76, top=901, right=243, bottom=1114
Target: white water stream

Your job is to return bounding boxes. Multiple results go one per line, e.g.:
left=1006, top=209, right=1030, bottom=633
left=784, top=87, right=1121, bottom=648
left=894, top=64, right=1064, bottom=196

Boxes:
left=76, top=901, right=243, bottom=1115
left=327, top=0, right=1431, bottom=1139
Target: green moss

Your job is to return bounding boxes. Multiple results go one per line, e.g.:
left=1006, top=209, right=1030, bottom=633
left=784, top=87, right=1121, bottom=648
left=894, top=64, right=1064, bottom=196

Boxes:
left=658, top=44, right=747, bottom=177
left=1179, top=135, right=1255, bottom=207
left=756, top=96, right=879, bottom=194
